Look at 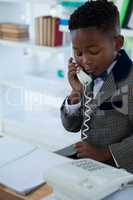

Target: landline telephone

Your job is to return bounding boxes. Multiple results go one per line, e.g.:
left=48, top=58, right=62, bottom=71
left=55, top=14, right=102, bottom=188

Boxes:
left=76, top=68, right=92, bottom=86
left=45, top=158, right=133, bottom=200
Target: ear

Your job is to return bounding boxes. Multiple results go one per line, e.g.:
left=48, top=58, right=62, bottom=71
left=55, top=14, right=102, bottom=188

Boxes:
left=114, top=35, right=124, bottom=51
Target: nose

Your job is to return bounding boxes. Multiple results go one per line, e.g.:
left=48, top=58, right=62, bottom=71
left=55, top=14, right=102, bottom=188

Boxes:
left=80, top=54, right=91, bottom=67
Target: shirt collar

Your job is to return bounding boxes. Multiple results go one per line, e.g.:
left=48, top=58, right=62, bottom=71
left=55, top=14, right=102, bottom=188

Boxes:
left=94, top=60, right=117, bottom=84
left=107, top=60, right=117, bottom=75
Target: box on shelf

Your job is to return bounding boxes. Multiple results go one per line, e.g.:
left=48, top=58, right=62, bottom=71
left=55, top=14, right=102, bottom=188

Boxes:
left=0, top=23, right=29, bottom=41
left=35, top=16, right=63, bottom=47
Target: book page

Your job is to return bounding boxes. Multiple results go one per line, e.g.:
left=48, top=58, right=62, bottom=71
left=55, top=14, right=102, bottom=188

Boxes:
left=0, top=148, right=69, bottom=195
left=0, top=136, right=37, bottom=168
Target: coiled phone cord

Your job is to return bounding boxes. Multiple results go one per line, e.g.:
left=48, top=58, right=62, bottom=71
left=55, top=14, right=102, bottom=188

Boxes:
left=82, top=82, right=93, bottom=140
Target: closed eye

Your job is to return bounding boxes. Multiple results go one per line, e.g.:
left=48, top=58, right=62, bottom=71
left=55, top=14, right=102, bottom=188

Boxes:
left=87, top=48, right=101, bottom=55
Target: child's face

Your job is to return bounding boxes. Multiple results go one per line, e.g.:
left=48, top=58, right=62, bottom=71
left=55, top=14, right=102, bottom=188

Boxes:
left=71, top=28, right=123, bottom=76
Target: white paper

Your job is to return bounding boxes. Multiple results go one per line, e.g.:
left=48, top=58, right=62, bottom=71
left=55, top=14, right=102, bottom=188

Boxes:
left=0, top=148, right=69, bottom=195
left=0, top=136, right=37, bottom=168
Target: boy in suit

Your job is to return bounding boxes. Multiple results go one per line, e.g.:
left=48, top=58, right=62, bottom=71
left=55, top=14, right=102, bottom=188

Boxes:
left=60, top=0, right=133, bottom=172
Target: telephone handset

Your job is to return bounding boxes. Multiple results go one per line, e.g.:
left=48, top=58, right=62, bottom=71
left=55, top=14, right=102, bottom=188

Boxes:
left=76, top=68, right=92, bottom=86
left=72, top=56, right=92, bottom=86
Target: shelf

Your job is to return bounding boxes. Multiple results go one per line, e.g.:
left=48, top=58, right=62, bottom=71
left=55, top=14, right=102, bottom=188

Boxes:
left=0, top=39, right=70, bottom=52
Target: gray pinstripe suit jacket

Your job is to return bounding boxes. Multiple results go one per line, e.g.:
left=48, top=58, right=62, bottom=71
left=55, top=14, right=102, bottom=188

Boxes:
left=60, top=49, right=133, bottom=173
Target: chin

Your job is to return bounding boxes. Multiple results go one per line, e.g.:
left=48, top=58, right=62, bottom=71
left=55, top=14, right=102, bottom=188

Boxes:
left=92, top=71, right=99, bottom=76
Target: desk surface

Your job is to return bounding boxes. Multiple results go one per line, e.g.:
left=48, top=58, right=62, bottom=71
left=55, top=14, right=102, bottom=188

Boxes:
left=0, top=184, right=53, bottom=200
left=0, top=182, right=133, bottom=200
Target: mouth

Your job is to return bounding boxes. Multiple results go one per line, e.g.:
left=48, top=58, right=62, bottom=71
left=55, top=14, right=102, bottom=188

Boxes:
left=85, top=68, right=97, bottom=74
left=79, top=64, right=98, bottom=74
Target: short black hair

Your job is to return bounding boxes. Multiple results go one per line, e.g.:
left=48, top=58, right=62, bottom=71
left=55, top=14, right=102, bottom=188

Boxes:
left=69, top=0, right=120, bottom=35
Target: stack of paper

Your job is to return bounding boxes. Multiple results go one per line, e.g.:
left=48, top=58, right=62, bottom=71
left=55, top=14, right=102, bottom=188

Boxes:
left=0, top=136, right=37, bottom=168
left=0, top=143, right=69, bottom=195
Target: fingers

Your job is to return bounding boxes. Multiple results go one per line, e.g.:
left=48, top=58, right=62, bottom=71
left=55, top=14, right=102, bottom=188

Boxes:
left=75, top=142, right=89, bottom=158
left=75, top=142, right=85, bottom=158
left=76, top=146, right=86, bottom=158
left=77, top=153, right=84, bottom=158
left=68, top=57, right=74, bottom=64
left=68, top=57, right=79, bottom=70
left=67, top=57, right=83, bottom=93
left=68, top=58, right=82, bottom=78
left=68, top=59, right=78, bottom=84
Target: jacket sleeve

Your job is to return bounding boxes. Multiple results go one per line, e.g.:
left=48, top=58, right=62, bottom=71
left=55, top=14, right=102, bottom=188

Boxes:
left=110, top=85, right=133, bottom=173
left=60, top=98, right=83, bottom=132
left=110, top=134, right=133, bottom=173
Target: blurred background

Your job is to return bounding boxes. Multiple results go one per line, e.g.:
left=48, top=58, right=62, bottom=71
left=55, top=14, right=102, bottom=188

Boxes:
left=0, top=0, right=132, bottom=149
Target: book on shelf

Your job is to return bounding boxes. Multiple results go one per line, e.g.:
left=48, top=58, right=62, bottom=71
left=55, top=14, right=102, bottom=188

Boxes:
left=35, top=16, right=63, bottom=47
left=43, top=16, right=48, bottom=46
left=39, top=16, right=44, bottom=46
left=0, top=23, right=29, bottom=41
left=0, top=29, right=28, bottom=34
left=2, top=32, right=28, bottom=38
left=0, top=136, right=133, bottom=199
left=35, top=17, right=40, bottom=45
left=51, top=17, right=63, bottom=46
left=47, top=16, right=52, bottom=46
left=0, top=23, right=28, bottom=30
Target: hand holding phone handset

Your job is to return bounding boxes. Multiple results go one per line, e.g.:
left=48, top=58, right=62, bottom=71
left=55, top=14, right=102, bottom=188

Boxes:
left=76, top=68, right=94, bottom=140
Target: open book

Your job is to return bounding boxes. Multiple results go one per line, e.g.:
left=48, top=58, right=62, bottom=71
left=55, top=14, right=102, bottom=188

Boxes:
left=0, top=148, right=69, bottom=195
left=44, top=159, right=133, bottom=200
left=0, top=136, right=133, bottom=199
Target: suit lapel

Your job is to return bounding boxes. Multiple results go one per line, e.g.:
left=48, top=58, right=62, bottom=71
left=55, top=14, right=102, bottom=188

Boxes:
left=86, top=49, right=132, bottom=110
left=95, top=72, right=117, bottom=107
left=93, top=49, right=132, bottom=107
left=83, top=74, right=116, bottom=125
